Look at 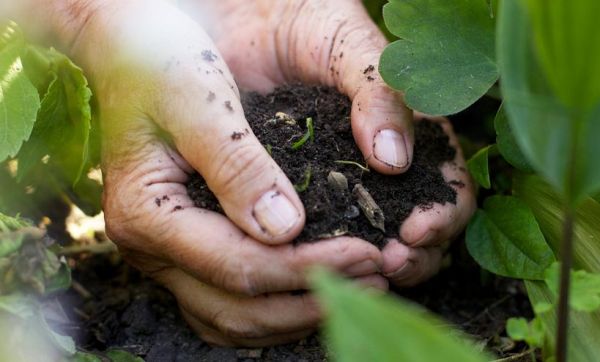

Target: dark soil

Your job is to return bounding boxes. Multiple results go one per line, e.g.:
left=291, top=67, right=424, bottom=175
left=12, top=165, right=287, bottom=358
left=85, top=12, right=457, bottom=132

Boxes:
left=188, top=85, right=457, bottom=247
left=56, top=241, right=533, bottom=361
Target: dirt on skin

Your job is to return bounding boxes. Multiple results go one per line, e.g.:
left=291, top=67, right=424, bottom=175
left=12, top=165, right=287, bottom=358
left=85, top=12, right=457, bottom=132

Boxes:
left=187, top=85, right=458, bottom=248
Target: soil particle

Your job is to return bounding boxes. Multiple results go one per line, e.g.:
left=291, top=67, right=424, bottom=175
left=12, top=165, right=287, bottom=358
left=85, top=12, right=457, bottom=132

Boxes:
left=162, top=195, right=170, bottom=201
left=363, top=65, right=375, bottom=74
left=367, top=75, right=375, bottom=81
left=201, top=49, right=217, bottom=62
left=173, top=205, right=183, bottom=212
left=207, top=91, right=216, bottom=102
left=188, top=85, right=457, bottom=248
left=155, top=198, right=161, bottom=207
left=231, top=131, right=245, bottom=140
left=225, top=101, right=234, bottom=112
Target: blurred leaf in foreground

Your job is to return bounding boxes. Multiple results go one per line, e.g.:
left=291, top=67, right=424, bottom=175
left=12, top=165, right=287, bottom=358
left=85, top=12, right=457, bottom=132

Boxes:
left=311, top=269, right=489, bottom=362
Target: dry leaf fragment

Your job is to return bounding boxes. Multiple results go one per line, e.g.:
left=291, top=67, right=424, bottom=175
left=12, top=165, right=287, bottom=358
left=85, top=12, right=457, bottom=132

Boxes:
left=352, top=184, right=385, bottom=232
left=327, top=171, right=349, bottom=191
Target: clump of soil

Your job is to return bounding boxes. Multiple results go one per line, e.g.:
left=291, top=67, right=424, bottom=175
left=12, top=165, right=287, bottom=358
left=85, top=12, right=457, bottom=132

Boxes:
left=187, top=85, right=457, bottom=247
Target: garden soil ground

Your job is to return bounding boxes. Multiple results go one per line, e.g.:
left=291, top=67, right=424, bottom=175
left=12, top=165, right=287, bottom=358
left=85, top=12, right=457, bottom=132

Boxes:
left=57, top=241, right=533, bottom=361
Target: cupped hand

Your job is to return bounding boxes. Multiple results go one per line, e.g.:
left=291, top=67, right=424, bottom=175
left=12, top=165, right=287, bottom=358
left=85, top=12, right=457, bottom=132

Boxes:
left=191, top=0, right=477, bottom=286
left=64, top=0, right=385, bottom=346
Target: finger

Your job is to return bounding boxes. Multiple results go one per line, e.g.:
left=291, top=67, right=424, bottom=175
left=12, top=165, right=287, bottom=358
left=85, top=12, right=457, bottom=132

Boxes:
left=163, top=209, right=383, bottom=296
left=159, top=268, right=321, bottom=343
left=353, top=274, right=389, bottom=292
left=123, top=1, right=305, bottom=245
left=268, top=0, right=414, bottom=174
left=183, top=313, right=315, bottom=347
left=400, top=116, right=476, bottom=247
left=382, top=240, right=443, bottom=287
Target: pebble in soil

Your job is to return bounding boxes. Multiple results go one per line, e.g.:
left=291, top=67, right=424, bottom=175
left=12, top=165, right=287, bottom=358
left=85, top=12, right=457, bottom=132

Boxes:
left=187, top=85, right=458, bottom=248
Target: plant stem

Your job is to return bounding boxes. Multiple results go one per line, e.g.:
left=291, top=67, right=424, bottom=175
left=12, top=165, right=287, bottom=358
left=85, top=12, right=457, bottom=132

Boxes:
left=556, top=208, right=575, bottom=362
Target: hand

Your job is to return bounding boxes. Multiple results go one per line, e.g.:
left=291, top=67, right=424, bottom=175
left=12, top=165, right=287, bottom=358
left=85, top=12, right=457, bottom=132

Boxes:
left=59, top=0, right=385, bottom=346
left=190, top=0, right=477, bottom=286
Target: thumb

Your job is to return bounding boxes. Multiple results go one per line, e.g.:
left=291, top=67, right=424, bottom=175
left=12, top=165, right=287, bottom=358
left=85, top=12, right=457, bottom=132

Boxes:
left=160, top=60, right=305, bottom=245
left=276, top=0, right=414, bottom=174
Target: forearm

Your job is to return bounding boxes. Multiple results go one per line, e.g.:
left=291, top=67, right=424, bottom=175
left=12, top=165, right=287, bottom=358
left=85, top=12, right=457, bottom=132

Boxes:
left=0, top=0, right=101, bottom=51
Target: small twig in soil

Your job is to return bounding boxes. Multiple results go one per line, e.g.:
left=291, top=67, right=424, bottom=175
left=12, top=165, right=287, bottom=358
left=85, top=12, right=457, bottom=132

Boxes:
left=334, top=160, right=370, bottom=172
left=294, top=164, right=312, bottom=192
left=353, top=184, right=385, bottom=232
left=58, top=241, right=117, bottom=256
left=71, top=279, right=93, bottom=299
left=461, top=294, right=513, bottom=326
left=491, top=349, right=535, bottom=362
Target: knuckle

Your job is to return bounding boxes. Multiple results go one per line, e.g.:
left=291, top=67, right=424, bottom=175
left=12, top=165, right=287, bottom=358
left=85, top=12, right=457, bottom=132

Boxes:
left=210, top=141, right=274, bottom=197
left=222, top=262, right=260, bottom=296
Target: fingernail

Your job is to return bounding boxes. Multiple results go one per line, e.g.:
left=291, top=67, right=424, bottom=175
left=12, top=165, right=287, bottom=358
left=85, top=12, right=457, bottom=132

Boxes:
left=254, top=190, right=300, bottom=237
left=373, top=129, right=408, bottom=168
left=344, top=260, right=379, bottom=276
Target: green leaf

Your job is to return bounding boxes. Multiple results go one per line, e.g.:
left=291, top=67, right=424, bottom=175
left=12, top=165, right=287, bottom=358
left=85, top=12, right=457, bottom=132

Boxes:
left=494, top=105, right=533, bottom=172
left=0, top=231, right=24, bottom=257
left=45, top=262, right=72, bottom=294
left=0, top=34, right=40, bottom=162
left=466, top=145, right=493, bottom=189
left=506, top=317, right=529, bottom=341
left=106, top=349, right=144, bottom=362
left=466, top=195, right=555, bottom=280
left=311, top=269, right=489, bottom=362
left=0, top=212, right=30, bottom=232
left=515, top=173, right=600, bottom=361
left=380, top=0, right=498, bottom=115
left=544, top=262, right=600, bottom=313
left=70, top=352, right=102, bottom=362
left=17, top=47, right=92, bottom=185
left=533, top=302, right=552, bottom=314
left=526, top=0, right=600, bottom=112
left=498, top=0, right=600, bottom=204
left=0, top=294, right=35, bottom=319
left=506, top=317, right=545, bottom=348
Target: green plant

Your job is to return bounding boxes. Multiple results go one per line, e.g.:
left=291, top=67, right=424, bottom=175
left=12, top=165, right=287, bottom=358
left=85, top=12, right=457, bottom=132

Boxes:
left=315, top=0, right=600, bottom=361
left=0, top=22, right=102, bottom=218
left=291, top=117, right=315, bottom=150
left=311, top=269, right=490, bottom=362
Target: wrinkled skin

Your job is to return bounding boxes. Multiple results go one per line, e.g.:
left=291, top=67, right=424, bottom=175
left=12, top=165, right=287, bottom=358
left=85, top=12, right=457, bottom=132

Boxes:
left=21, top=0, right=474, bottom=347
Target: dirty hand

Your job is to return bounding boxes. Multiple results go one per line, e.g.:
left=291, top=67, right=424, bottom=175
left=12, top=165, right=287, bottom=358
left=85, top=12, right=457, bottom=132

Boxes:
left=38, top=0, right=386, bottom=346
left=190, top=0, right=477, bottom=286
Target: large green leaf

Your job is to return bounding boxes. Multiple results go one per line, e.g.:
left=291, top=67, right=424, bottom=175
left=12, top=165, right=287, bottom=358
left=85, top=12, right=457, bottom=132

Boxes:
left=0, top=30, right=40, bottom=162
left=18, top=47, right=92, bottom=185
left=498, top=0, right=600, bottom=204
left=466, top=145, right=493, bottom=189
left=494, top=105, right=533, bottom=172
left=379, top=0, right=498, bottom=115
left=526, top=0, right=600, bottom=112
left=514, top=173, right=600, bottom=361
left=466, top=195, right=555, bottom=280
left=311, top=269, right=489, bottom=362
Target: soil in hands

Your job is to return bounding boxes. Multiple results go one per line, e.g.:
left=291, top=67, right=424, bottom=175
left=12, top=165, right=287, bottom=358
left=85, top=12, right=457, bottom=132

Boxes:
left=187, top=85, right=457, bottom=247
